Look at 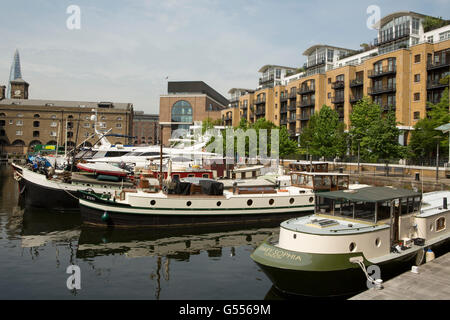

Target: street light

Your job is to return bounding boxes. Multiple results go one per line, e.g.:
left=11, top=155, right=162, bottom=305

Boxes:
left=433, top=135, right=442, bottom=182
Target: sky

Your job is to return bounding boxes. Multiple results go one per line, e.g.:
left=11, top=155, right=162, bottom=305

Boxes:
left=0, top=0, right=449, bottom=114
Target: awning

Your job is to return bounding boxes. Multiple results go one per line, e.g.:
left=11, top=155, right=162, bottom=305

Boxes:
left=317, top=187, right=421, bottom=203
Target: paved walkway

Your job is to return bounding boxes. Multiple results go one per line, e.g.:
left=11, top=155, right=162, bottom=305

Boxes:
left=350, top=252, right=450, bottom=300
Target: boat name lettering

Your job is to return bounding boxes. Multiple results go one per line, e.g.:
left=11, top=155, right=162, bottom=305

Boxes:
left=86, top=196, right=96, bottom=201
left=260, top=246, right=301, bottom=262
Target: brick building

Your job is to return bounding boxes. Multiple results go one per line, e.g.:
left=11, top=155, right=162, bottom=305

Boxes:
left=159, top=81, right=228, bottom=145
left=133, top=111, right=159, bottom=145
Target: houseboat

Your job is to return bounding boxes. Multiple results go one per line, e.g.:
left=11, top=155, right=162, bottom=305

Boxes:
left=250, top=187, right=450, bottom=297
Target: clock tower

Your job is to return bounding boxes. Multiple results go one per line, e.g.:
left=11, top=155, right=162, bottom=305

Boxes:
left=10, top=78, right=29, bottom=99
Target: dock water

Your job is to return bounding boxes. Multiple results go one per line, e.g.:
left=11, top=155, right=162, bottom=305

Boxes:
left=350, top=252, right=450, bottom=300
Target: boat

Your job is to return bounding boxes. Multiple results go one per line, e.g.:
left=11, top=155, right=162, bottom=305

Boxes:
left=77, top=170, right=360, bottom=228
left=250, top=187, right=450, bottom=297
left=76, top=162, right=131, bottom=177
left=11, top=162, right=135, bottom=210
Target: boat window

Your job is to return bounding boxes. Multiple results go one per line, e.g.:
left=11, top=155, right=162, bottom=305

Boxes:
left=349, top=242, right=357, bottom=252
left=141, top=152, right=159, bottom=156
left=247, top=199, right=253, bottom=206
left=269, top=199, right=274, bottom=205
left=150, top=200, right=156, bottom=206
left=436, top=217, right=446, bottom=232
left=202, top=174, right=209, bottom=178
left=186, top=201, right=192, bottom=207
left=104, top=151, right=129, bottom=157
left=216, top=201, right=221, bottom=207
left=289, top=198, right=295, bottom=204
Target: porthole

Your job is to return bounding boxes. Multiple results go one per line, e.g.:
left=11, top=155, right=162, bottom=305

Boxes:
left=309, top=197, right=314, bottom=203
left=289, top=198, right=294, bottom=204
left=187, top=201, right=192, bottom=207
left=349, top=242, right=357, bottom=252
left=217, top=201, right=221, bottom=207
left=269, top=199, right=274, bottom=205
left=150, top=200, right=156, bottom=206
left=375, top=238, right=381, bottom=247
left=247, top=199, right=253, bottom=206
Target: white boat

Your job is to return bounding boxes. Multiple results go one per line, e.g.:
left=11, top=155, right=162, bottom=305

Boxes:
left=251, top=187, right=450, bottom=297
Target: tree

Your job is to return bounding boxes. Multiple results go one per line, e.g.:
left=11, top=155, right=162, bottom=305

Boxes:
left=278, top=125, right=299, bottom=161
left=299, top=105, right=347, bottom=159
left=349, top=97, right=406, bottom=162
left=409, top=88, right=449, bottom=161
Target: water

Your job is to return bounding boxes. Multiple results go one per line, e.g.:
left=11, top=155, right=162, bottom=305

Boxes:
left=0, top=166, right=279, bottom=299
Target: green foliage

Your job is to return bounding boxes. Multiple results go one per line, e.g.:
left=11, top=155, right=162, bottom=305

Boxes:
left=423, top=16, right=450, bottom=32
left=409, top=88, right=449, bottom=159
left=349, top=97, right=406, bottom=162
left=299, top=105, right=347, bottom=158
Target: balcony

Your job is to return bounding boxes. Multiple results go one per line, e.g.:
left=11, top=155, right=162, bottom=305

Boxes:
left=368, top=66, right=396, bottom=78
left=380, top=104, right=396, bottom=112
left=240, top=104, right=248, bottom=110
left=350, top=95, right=363, bottom=103
left=256, top=109, right=265, bottom=116
left=331, top=95, right=345, bottom=104
left=289, top=91, right=297, bottom=99
left=280, top=106, right=288, bottom=113
left=298, top=86, right=315, bottom=95
left=299, top=113, right=310, bottom=121
left=280, top=118, right=288, bottom=125
left=332, top=81, right=345, bottom=89
left=427, top=79, right=449, bottom=90
left=374, top=28, right=410, bottom=46
left=288, top=116, right=297, bottom=123
left=304, top=58, right=326, bottom=69
left=368, top=84, right=396, bottom=95
left=427, top=59, right=450, bottom=71
left=288, top=104, right=297, bottom=112
left=298, top=99, right=315, bottom=108
left=259, top=75, right=274, bottom=85
left=288, top=129, right=297, bottom=137
left=280, top=95, right=288, bottom=102
left=254, top=98, right=266, bottom=105
left=349, top=79, right=364, bottom=87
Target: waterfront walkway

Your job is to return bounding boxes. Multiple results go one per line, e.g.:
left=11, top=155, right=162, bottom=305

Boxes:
left=350, top=252, right=450, bottom=300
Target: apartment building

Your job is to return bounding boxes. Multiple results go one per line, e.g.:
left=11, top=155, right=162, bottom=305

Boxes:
left=222, top=11, right=450, bottom=145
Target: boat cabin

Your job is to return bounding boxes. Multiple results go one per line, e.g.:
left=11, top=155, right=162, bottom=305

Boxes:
left=289, top=161, right=328, bottom=173
left=290, top=172, right=349, bottom=191
left=315, top=187, right=422, bottom=244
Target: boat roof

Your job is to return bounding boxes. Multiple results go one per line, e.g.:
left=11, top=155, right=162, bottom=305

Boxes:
left=318, top=186, right=421, bottom=203
left=281, top=214, right=389, bottom=235
left=418, top=190, right=450, bottom=218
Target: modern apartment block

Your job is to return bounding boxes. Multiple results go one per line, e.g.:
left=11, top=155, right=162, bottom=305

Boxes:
left=222, top=11, right=450, bottom=145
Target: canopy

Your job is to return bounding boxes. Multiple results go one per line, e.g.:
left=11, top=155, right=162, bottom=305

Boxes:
left=318, top=187, right=421, bottom=203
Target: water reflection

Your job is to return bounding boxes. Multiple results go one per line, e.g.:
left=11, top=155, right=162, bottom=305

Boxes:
left=1, top=165, right=280, bottom=299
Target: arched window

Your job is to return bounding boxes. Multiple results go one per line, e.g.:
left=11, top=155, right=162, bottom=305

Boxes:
left=33, top=114, right=40, bottom=118
left=29, top=140, right=42, bottom=147
left=0, top=113, right=5, bottom=117
left=46, top=140, right=57, bottom=145
left=171, top=100, right=192, bottom=133
left=12, top=139, right=25, bottom=146
left=33, top=121, right=40, bottom=127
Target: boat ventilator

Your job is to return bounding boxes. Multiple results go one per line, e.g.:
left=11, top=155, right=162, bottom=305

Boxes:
left=349, top=256, right=384, bottom=290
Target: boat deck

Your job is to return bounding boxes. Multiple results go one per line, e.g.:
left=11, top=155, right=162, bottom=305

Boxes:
left=350, top=252, right=450, bottom=300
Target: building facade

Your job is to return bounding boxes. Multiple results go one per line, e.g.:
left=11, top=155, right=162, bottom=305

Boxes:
left=0, top=81, right=133, bottom=154
left=133, top=111, right=159, bottom=145
left=159, top=81, right=228, bottom=145
left=222, top=11, right=450, bottom=146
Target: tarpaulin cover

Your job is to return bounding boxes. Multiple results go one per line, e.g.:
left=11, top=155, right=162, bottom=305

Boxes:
left=199, top=180, right=224, bottom=195
left=174, top=181, right=191, bottom=195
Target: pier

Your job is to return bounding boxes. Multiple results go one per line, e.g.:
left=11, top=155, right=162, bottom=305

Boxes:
left=350, top=252, right=450, bottom=300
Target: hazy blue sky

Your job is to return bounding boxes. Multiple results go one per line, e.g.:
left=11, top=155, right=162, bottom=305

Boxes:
left=0, top=0, right=449, bottom=113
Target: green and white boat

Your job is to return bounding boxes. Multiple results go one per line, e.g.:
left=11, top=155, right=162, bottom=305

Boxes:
left=251, top=187, right=450, bottom=297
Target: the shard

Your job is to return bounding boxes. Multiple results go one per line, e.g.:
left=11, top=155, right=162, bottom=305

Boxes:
left=6, top=49, right=22, bottom=99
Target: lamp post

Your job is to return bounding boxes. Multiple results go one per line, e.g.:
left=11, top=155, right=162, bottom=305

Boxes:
left=433, top=135, right=442, bottom=182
